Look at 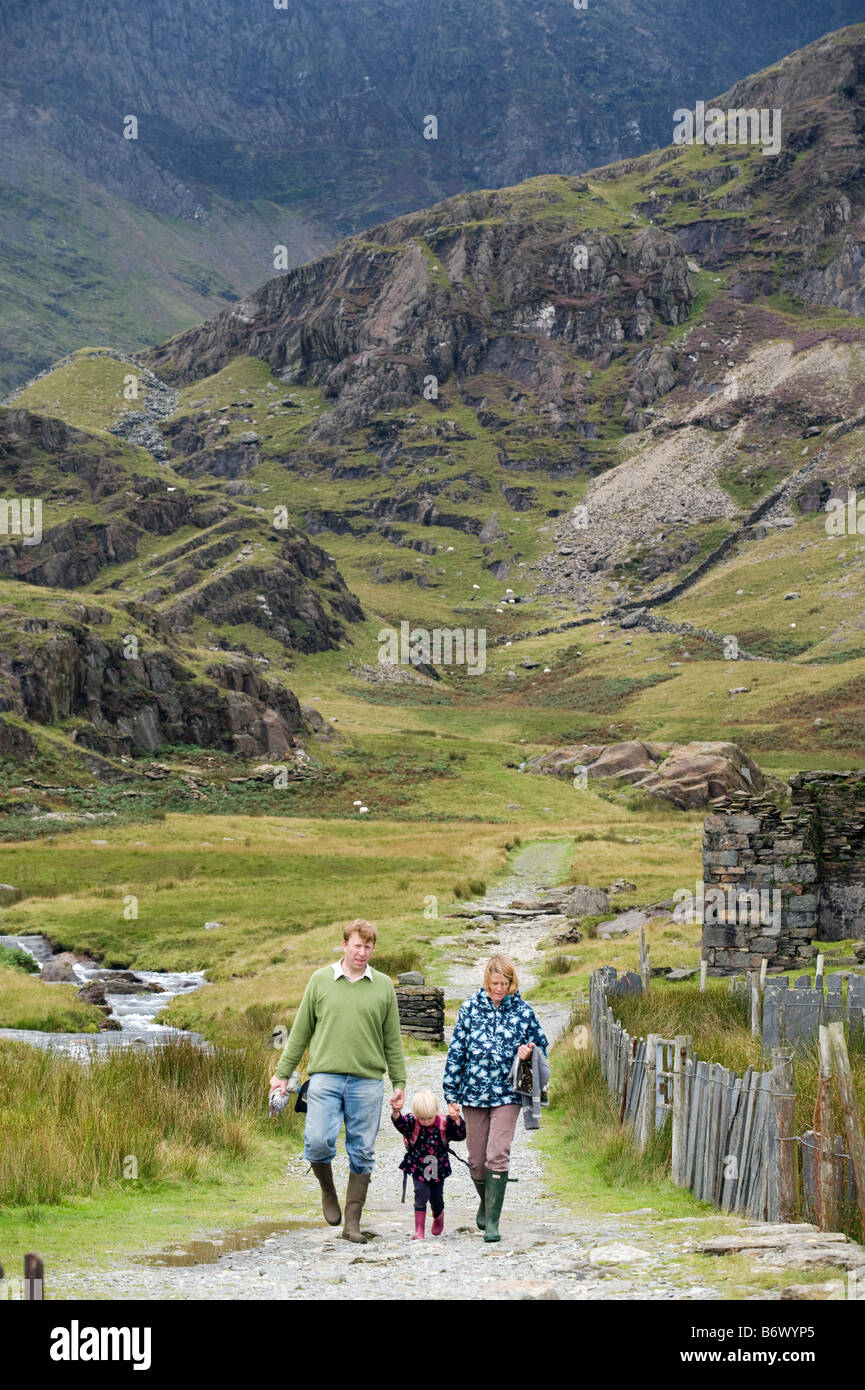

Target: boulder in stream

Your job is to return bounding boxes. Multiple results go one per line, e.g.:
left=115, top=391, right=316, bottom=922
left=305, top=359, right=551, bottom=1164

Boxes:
left=77, top=982, right=108, bottom=1006
left=41, top=952, right=81, bottom=983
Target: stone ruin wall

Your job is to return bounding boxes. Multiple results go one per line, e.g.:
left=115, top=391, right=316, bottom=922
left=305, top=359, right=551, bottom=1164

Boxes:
left=702, top=771, right=865, bottom=975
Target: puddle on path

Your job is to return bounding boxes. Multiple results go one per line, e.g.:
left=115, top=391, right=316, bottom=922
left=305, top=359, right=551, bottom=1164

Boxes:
left=144, top=1219, right=319, bottom=1267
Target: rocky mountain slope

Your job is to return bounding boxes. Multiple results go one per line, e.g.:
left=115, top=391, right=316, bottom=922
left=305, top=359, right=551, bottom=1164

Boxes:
left=6, top=24, right=865, bottom=782
left=0, top=396, right=364, bottom=768
left=135, top=26, right=865, bottom=609
left=2, top=0, right=862, bottom=393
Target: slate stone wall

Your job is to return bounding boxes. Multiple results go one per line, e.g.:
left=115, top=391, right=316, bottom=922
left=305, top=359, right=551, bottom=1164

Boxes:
left=702, top=772, right=865, bottom=974
left=395, top=984, right=444, bottom=1041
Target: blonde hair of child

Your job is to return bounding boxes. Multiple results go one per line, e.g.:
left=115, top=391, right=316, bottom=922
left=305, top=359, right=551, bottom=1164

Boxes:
left=412, top=1089, right=438, bottom=1122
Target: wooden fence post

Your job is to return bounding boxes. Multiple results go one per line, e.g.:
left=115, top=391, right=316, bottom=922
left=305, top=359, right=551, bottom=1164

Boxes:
left=814, top=1024, right=838, bottom=1232
left=760, top=958, right=768, bottom=993
left=639, top=926, right=650, bottom=995
left=750, top=971, right=761, bottom=1036
left=619, top=1035, right=635, bottom=1125
left=700, top=959, right=707, bottom=993
left=672, top=1034, right=692, bottom=1185
left=827, top=1021, right=865, bottom=1235
left=771, top=1047, right=798, bottom=1222
left=24, top=1253, right=43, bottom=1301
left=640, top=1034, right=658, bottom=1149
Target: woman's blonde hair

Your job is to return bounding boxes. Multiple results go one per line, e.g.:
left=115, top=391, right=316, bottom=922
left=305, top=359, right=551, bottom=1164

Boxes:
left=484, top=954, right=519, bottom=995
left=412, top=1089, right=439, bottom=1121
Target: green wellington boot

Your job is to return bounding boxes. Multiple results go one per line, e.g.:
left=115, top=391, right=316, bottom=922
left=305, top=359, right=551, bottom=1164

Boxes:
left=341, top=1171, right=372, bottom=1244
left=310, top=1161, right=342, bottom=1226
left=472, top=1177, right=487, bottom=1231
left=483, top=1170, right=510, bottom=1243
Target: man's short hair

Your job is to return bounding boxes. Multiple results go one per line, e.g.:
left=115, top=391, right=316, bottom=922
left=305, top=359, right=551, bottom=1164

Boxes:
left=343, top=918, right=377, bottom=946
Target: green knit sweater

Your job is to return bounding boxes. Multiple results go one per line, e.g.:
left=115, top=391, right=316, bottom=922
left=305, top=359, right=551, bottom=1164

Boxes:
left=275, top=965, right=407, bottom=1088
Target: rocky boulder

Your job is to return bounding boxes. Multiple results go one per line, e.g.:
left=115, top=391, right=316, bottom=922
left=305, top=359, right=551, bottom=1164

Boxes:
left=523, top=739, right=766, bottom=809
left=635, top=741, right=766, bottom=810
left=77, top=981, right=108, bottom=1005
left=41, top=952, right=80, bottom=983
left=542, top=885, right=610, bottom=917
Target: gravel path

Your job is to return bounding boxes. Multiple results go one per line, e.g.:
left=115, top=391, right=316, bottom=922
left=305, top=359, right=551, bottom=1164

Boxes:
left=57, top=842, right=771, bottom=1300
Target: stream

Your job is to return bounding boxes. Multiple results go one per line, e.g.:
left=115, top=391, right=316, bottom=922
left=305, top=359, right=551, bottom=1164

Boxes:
left=0, top=933, right=206, bottom=1053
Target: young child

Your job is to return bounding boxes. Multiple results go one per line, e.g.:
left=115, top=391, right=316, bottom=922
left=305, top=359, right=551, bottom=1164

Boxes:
left=391, top=1088, right=466, bottom=1239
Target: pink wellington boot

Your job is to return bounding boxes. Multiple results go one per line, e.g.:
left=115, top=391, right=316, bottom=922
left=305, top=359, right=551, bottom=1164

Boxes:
left=431, top=1209, right=444, bottom=1236
left=414, top=1210, right=426, bottom=1240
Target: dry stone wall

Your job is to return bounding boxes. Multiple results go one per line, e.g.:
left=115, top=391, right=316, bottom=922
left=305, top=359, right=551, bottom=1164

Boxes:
left=702, top=772, right=865, bottom=974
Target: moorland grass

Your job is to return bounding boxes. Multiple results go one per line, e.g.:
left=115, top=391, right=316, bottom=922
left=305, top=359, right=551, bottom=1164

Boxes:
left=0, top=1036, right=302, bottom=1209
left=0, top=966, right=104, bottom=1033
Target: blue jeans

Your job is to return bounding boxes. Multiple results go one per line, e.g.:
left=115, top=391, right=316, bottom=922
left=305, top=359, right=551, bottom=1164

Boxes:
left=303, top=1072, right=384, bottom=1174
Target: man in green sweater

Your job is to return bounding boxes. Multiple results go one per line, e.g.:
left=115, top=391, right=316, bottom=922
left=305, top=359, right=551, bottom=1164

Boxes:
left=269, top=918, right=406, bottom=1244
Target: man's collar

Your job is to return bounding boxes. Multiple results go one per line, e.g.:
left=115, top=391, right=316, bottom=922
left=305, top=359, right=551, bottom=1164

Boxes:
left=332, top=958, right=373, bottom=982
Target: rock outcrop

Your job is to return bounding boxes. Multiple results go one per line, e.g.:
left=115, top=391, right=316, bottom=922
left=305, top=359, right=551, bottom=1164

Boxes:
left=0, top=404, right=365, bottom=761
left=0, top=620, right=307, bottom=758
left=523, top=739, right=767, bottom=809
left=146, top=213, right=694, bottom=445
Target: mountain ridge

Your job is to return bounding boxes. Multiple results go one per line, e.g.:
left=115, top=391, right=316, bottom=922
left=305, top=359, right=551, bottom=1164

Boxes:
left=2, top=1, right=864, bottom=392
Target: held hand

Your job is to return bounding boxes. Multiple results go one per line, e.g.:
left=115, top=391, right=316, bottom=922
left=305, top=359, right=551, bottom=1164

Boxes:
left=517, top=1043, right=534, bottom=1061
left=390, top=1088, right=405, bottom=1112
left=447, top=1102, right=461, bottom=1121
left=269, top=1070, right=299, bottom=1096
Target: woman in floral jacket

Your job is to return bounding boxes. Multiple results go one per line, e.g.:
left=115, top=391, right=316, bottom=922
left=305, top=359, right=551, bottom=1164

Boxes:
left=442, top=953, right=548, bottom=1243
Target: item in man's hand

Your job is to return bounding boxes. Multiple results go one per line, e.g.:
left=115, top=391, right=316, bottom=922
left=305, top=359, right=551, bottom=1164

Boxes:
left=269, top=1089, right=291, bottom=1117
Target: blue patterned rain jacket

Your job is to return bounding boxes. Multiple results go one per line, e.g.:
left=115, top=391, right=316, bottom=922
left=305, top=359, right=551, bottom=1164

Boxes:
left=443, top=988, right=549, bottom=1108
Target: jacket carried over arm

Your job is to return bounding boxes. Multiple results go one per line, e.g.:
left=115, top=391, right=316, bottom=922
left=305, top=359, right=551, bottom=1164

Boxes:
left=508, top=1044, right=551, bottom=1129
left=275, top=965, right=406, bottom=1089
left=443, top=988, right=548, bottom=1108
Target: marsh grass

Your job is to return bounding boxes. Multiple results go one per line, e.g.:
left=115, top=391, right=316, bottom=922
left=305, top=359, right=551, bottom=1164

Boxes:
left=550, top=1046, right=673, bottom=1188
left=541, top=954, right=577, bottom=976
left=613, top=983, right=759, bottom=1074
left=0, top=965, right=104, bottom=1032
left=372, top=946, right=424, bottom=978
left=0, top=1036, right=300, bottom=1208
